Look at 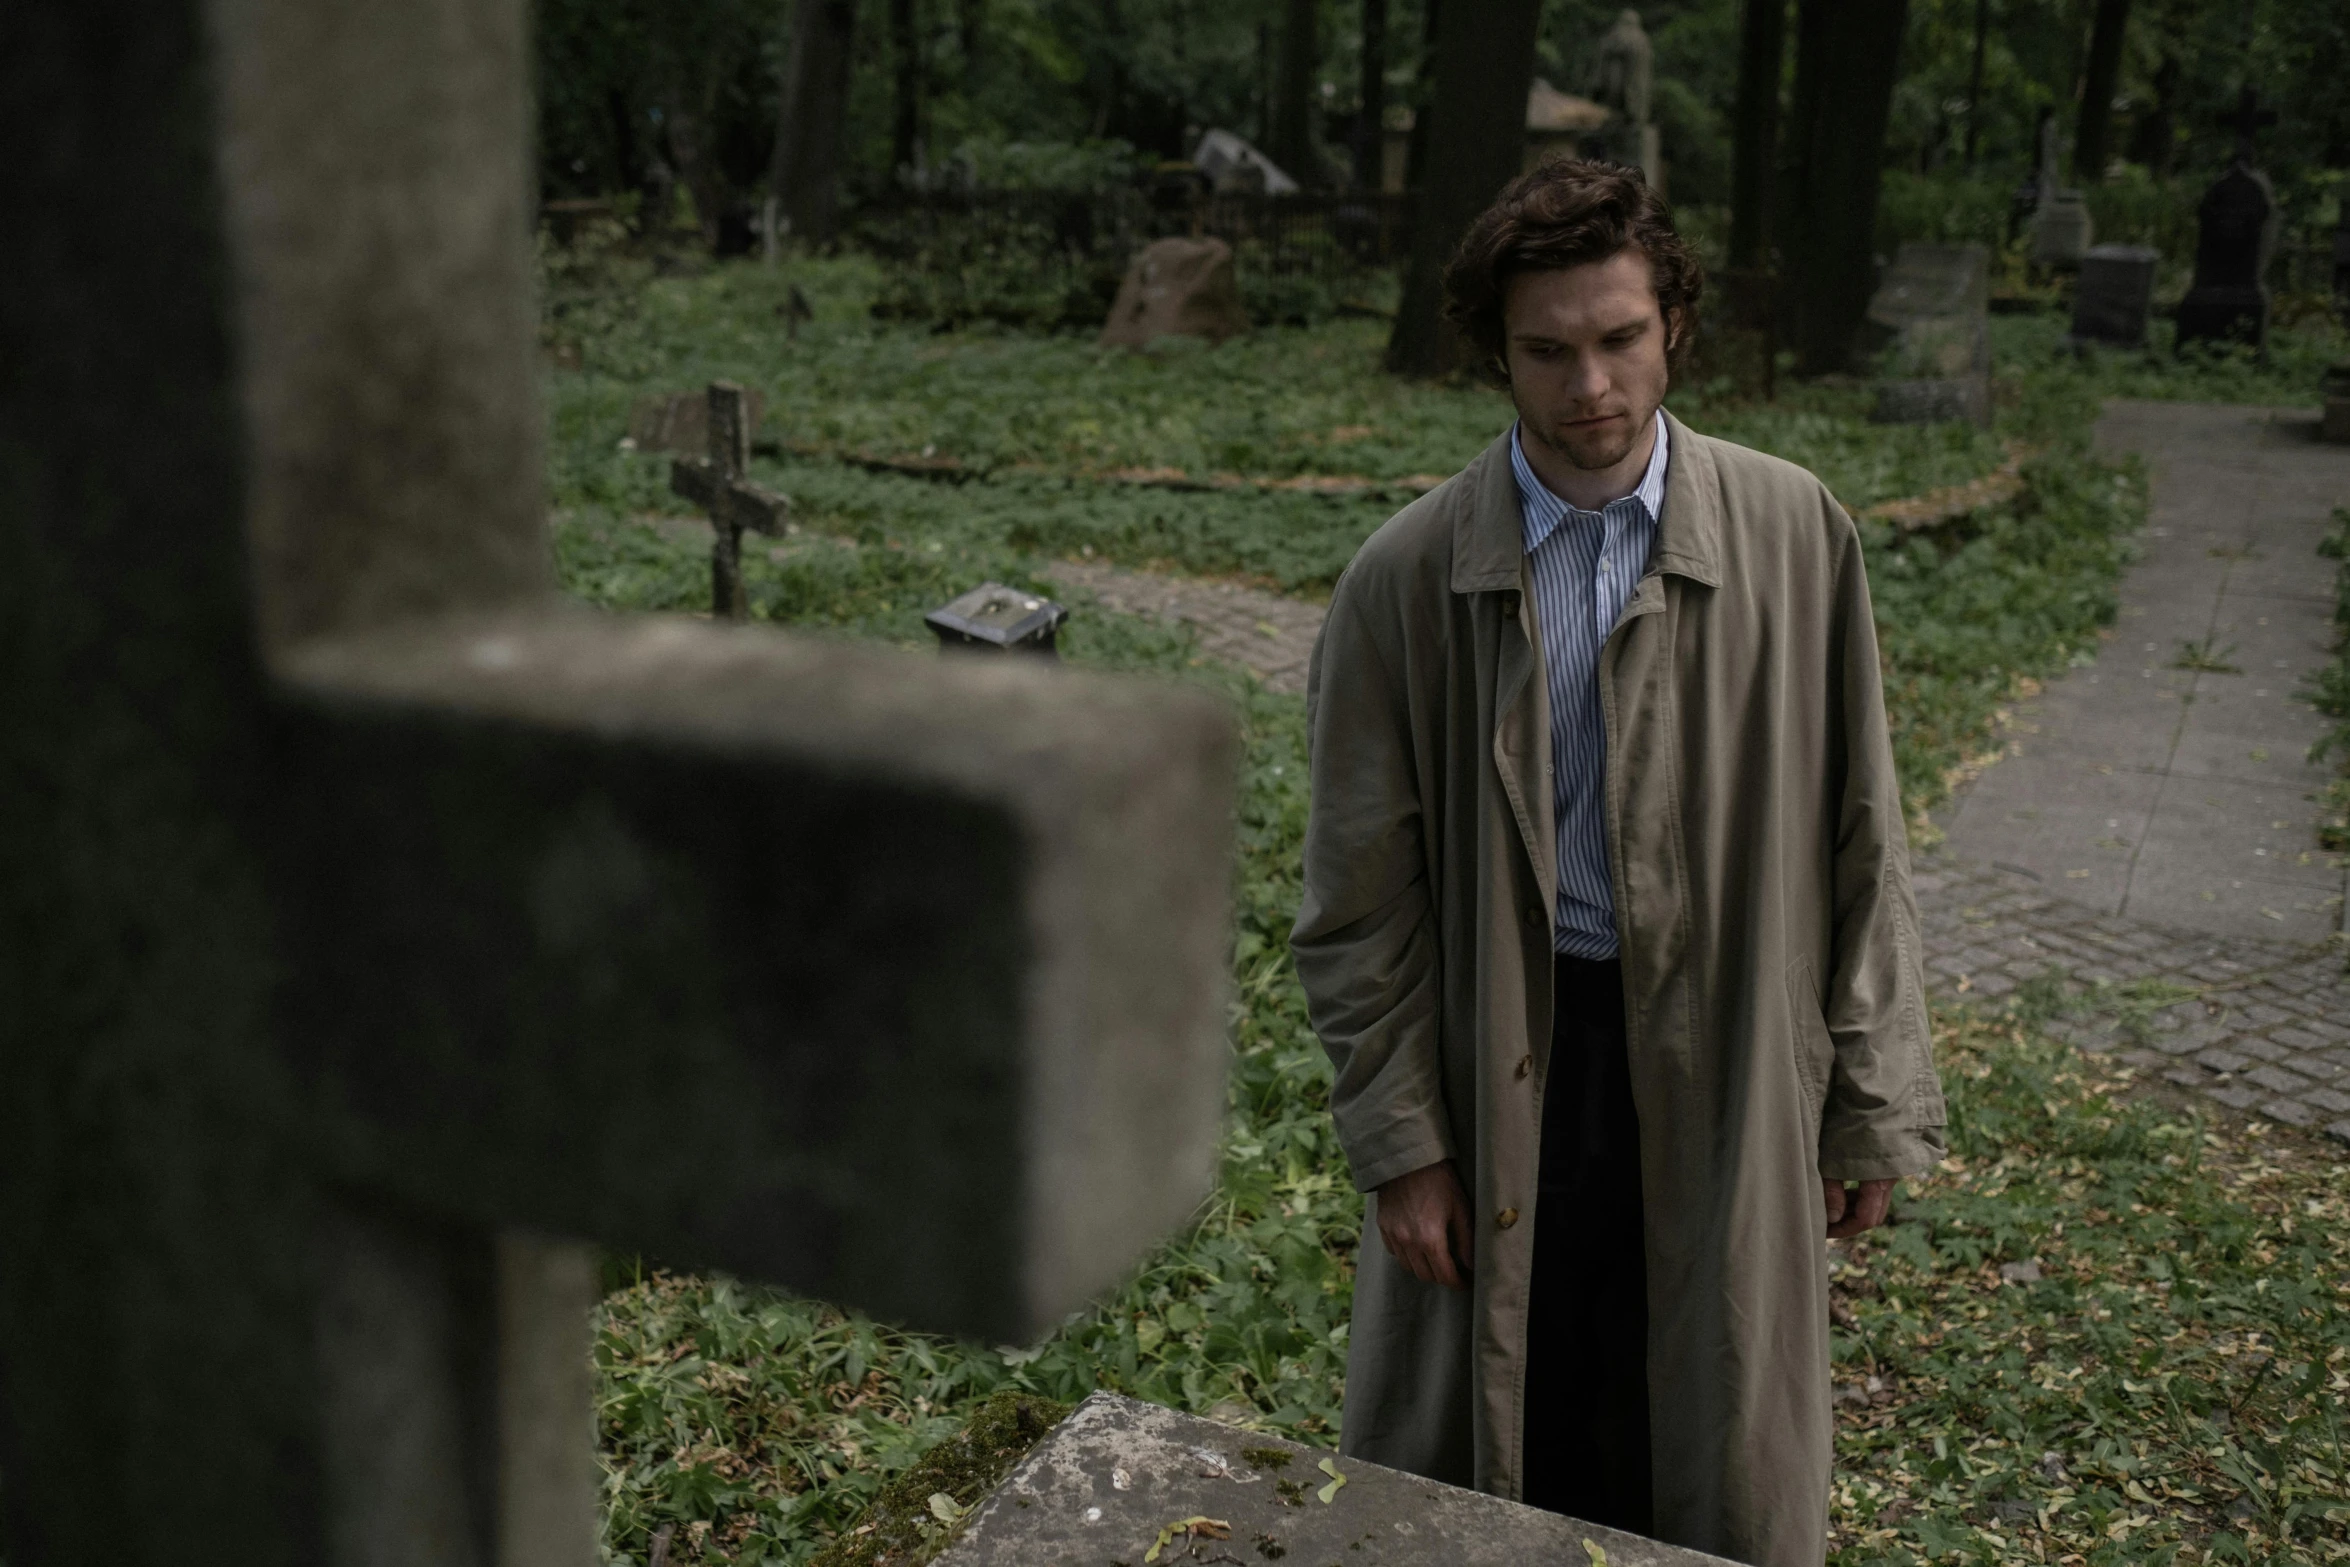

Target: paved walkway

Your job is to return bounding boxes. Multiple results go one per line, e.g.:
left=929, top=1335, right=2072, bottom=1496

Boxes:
left=1040, top=559, right=1325, bottom=694
left=1936, top=401, right=2350, bottom=946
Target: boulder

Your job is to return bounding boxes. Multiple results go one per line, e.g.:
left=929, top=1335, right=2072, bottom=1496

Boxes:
left=1098, top=238, right=1247, bottom=350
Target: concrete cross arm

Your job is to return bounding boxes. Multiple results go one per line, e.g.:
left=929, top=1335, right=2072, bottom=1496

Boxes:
left=671, top=455, right=791, bottom=536
left=271, top=602, right=1238, bottom=1343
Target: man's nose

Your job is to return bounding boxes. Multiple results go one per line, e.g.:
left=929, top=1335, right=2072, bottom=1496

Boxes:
left=1563, top=352, right=1610, bottom=404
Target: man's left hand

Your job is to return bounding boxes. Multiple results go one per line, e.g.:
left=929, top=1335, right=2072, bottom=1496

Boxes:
left=1823, top=1177, right=1893, bottom=1239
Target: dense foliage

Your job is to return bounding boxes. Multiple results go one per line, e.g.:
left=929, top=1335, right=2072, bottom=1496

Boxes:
left=548, top=251, right=2345, bottom=1566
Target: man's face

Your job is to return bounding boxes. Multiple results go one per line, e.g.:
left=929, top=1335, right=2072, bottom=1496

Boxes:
left=1501, top=248, right=1677, bottom=473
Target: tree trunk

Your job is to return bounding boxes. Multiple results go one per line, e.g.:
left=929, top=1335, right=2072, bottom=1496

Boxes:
left=1354, top=0, right=1389, bottom=190
left=1962, top=0, right=1988, bottom=168
left=891, top=0, right=920, bottom=177
left=1404, top=0, right=1441, bottom=189
left=958, top=0, right=982, bottom=91
left=1385, top=0, right=1544, bottom=377
left=2072, top=0, right=2131, bottom=183
left=1779, top=0, right=1908, bottom=376
left=1269, top=0, right=1316, bottom=181
left=1727, top=0, right=1787, bottom=270
left=768, top=0, right=859, bottom=247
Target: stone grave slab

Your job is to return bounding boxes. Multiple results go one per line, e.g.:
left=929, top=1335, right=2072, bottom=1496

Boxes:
left=629, top=385, right=768, bottom=454
left=1865, top=242, right=1990, bottom=426
left=936, top=1393, right=1736, bottom=1567
left=2070, top=243, right=2159, bottom=348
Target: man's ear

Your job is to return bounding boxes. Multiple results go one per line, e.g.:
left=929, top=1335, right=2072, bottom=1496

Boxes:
left=1663, top=307, right=1683, bottom=354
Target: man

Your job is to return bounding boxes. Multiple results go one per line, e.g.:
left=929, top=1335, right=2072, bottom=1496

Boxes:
left=1290, top=160, right=1946, bottom=1567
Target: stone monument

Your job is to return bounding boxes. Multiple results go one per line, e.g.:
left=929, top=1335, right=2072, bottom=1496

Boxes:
left=2069, top=243, right=2161, bottom=348
left=2175, top=87, right=2282, bottom=355
left=2027, top=112, right=2095, bottom=269
left=1865, top=242, right=1992, bottom=425
left=1587, top=9, right=1663, bottom=190
left=1099, top=237, right=1249, bottom=349
left=2, top=2, right=1242, bottom=1561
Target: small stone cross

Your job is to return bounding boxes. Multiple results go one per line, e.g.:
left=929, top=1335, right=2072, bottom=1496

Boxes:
left=2218, top=84, right=2277, bottom=163
left=669, top=379, right=790, bottom=619
left=1, top=3, right=1238, bottom=1564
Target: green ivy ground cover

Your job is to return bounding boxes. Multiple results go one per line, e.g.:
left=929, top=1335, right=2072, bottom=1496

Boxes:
left=555, top=251, right=2347, bottom=1566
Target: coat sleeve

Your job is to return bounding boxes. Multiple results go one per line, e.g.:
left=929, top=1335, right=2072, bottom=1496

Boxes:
left=1290, top=576, right=1453, bottom=1194
left=1818, top=505, right=1948, bottom=1183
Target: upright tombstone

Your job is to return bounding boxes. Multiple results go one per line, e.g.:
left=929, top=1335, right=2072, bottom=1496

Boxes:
left=2027, top=114, right=2095, bottom=269
left=1586, top=9, right=1662, bottom=190
left=1865, top=242, right=1992, bottom=426
left=1, top=4, right=1239, bottom=1565
left=1099, top=237, right=1248, bottom=349
left=2070, top=243, right=2161, bottom=348
left=2176, top=87, right=2282, bottom=356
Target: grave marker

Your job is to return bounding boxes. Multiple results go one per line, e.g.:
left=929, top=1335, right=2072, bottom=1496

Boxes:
left=668, top=379, right=791, bottom=618
left=2, top=2, right=1238, bottom=1563
left=2070, top=243, right=2160, bottom=349
left=2026, top=114, right=2094, bottom=269
left=1865, top=242, right=1991, bottom=426
left=927, top=582, right=1070, bottom=656
left=2176, top=87, right=2281, bottom=355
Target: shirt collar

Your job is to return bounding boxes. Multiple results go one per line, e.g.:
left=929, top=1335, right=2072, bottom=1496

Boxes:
left=1511, top=410, right=1670, bottom=554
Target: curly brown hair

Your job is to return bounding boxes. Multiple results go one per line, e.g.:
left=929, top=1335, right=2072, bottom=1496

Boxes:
left=1441, top=159, right=1703, bottom=375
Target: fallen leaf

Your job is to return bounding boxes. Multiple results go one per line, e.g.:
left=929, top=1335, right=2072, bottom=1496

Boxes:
left=1317, top=1456, right=1348, bottom=1504
left=1584, top=1539, right=1610, bottom=1566
left=1145, top=1516, right=1230, bottom=1563
left=926, top=1492, right=965, bottom=1523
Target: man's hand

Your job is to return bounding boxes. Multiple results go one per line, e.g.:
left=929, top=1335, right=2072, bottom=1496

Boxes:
left=1823, top=1177, right=1894, bottom=1239
left=1375, top=1160, right=1475, bottom=1289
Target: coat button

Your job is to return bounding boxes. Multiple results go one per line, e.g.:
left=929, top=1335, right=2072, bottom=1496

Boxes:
left=1496, top=1208, right=1519, bottom=1229
left=1502, top=594, right=1518, bottom=619
left=1515, top=1055, right=1532, bottom=1080
left=1523, top=905, right=1543, bottom=928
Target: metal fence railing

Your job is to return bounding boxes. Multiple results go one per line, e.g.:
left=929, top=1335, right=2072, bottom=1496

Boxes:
left=845, top=187, right=1418, bottom=279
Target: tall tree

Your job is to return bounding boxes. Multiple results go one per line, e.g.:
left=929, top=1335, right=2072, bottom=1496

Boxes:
left=1268, top=0, right=1318, bottom=181
left=2072, top=0, right=2132, bottom=181
left=768, top=0, right=858, bottom=245
left=1727, top=0, right=1788, bottom=271
left=1386, top=0, right=1544, bottom=377
left=1354, top=0, right=1390, bottom=189
left=1779, top=0, right=1908, bottom=375
left=1962, top=0, right=1989, bottom=167
left=891, top=0, right=920, bottom=174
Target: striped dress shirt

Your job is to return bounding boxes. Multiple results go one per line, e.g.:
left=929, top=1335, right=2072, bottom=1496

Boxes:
left=1510, top=412, right=1670, bottom=958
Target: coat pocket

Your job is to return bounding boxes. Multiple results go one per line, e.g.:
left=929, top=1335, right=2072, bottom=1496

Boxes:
left=1784, top=957, right=1835, bottom=1125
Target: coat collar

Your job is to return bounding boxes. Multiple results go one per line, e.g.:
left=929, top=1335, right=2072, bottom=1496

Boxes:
left=1450, top=407, right=1723, bottom=593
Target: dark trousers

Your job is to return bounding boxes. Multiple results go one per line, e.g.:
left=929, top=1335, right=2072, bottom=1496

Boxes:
left=1520, top=954, right=1654, bottom=1533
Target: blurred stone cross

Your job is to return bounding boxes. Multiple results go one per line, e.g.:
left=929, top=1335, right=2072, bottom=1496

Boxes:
left=0, top=3, right=1238, bottom=1566
left=669, top=379, right=790, bottom=619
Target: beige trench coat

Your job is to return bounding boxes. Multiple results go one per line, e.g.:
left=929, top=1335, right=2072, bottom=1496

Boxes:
left=1290, top=414, right=1947, bottom=1567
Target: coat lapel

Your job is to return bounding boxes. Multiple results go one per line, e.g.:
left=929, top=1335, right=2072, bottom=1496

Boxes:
left=1454, top=435, right=1557, bottom=916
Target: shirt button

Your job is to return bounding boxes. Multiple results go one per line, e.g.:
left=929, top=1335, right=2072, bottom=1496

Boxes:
left=1515, top=1055, right=1532, bottom=1080
left=1496, top=1208, right=1519, bottom=1230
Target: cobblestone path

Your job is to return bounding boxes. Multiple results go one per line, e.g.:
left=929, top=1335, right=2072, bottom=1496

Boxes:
left=1040, top=559, right=1325, bottom=694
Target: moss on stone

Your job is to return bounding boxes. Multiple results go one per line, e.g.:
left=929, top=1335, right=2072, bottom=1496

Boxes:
left=808, top=1390, right=1074, bottom=1567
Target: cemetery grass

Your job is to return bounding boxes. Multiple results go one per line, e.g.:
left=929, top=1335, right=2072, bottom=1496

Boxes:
left=551, top=254, right=2349, bottom=1564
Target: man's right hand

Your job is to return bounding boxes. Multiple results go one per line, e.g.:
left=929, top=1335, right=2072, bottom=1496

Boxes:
left=1375, top=1160, right=1474, bottom=1290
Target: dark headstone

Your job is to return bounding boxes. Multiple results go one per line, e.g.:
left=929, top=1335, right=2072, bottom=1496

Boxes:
left=1865, top=242, right=1991, bottom=426
left=2174, top=162, right=2277, bottom=353
left=936, top=1393, right=1736, bottom=1567
left=2070, top=244, right=2160, bottom=348
left=927, top=582, right=1069, bottom=655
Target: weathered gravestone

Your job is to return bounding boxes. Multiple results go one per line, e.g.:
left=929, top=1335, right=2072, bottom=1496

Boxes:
left=933, top=1394, right=1739, bottom=1567
left=669, top=380, right=790, bottom=619
left=2176, top=88, right=2282, bottom=355
left=2026, top=114, right=2094, bottom=270
left=1865, top=242, right=1991, bottom=426
left=1099, top=237, right=1249, bottom=349
left=627, top=385, right=769, bottom=455
left=2070, top=243, right=2161, bottom=348
left=927, top=583, right=1070, bottom=656
left=1, top=2, right=1239, bottom=1563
